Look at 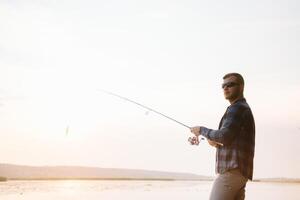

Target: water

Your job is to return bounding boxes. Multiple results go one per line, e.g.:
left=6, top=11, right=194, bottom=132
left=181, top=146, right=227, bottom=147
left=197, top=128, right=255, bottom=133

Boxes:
left=0, top=180, right=299, bottom=200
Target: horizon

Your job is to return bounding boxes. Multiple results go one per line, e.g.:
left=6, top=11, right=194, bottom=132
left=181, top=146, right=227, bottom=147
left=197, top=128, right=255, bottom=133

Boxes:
left=1, top=163, right=299, bottom=180
left=1, top=0, right=300, bottom=179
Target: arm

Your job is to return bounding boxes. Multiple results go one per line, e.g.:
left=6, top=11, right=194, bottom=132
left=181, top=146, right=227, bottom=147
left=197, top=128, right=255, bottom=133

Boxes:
left=191, top=105, right=246, bottom=146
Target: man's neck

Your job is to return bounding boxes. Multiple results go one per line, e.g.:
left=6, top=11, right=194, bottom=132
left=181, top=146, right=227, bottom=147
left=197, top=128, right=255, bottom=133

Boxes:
left=229, top=96, right=244, bottom=105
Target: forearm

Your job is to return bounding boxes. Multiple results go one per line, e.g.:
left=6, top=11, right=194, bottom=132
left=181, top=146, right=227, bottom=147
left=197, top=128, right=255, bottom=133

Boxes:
left=200, top=126, right=235, bottom=146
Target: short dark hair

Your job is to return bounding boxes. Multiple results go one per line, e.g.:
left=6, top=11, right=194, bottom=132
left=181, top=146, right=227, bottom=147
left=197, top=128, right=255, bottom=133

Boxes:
left=223, top=73, right=244, bottom=85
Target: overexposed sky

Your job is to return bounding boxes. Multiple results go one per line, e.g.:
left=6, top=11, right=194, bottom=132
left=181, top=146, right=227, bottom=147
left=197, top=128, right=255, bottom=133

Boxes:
left=1, top=0, right=300, bottom=178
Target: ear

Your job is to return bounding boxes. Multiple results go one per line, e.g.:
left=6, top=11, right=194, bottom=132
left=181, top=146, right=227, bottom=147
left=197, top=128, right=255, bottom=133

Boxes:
left=239, top=84, right=244, bottom=94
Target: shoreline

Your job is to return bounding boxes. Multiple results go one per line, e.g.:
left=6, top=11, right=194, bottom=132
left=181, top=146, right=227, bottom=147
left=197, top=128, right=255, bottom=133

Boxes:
left=3, top=178, right=213, bottom=181
left=1, top=178, right=300, bottom=183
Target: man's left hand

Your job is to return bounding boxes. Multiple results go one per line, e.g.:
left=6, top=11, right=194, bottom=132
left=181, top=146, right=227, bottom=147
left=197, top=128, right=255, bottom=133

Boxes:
left=190, top=126, right=201, bottom=136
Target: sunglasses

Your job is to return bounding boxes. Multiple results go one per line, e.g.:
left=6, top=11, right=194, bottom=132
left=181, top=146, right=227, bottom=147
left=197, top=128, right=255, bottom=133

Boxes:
left=222, top=82, right=239, bottom=89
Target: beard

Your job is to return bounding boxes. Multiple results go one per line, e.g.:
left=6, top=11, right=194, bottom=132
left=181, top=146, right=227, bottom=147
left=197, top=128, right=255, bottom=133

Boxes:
left=224, top=91, right=240, bottom=101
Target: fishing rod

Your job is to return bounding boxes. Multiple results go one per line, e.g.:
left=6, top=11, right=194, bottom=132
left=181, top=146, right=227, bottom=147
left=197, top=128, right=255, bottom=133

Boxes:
left=98, top=89, right=190, bottom=128
left=97, top=89, right=215, bottom=146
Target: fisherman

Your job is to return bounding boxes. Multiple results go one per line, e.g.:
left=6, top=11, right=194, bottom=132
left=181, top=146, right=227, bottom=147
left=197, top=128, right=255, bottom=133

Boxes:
left=190, top=73, right=255, bottom=200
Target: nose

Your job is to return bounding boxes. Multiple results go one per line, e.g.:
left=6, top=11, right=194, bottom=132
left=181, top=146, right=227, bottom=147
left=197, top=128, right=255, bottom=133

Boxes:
left=223, top=85, right=229, bottom=90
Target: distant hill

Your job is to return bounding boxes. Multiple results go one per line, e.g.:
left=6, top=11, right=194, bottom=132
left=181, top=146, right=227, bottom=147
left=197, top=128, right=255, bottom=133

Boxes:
left=0, top=163, right=212, bottom=181
left=253, top=178, right=300, bottom=183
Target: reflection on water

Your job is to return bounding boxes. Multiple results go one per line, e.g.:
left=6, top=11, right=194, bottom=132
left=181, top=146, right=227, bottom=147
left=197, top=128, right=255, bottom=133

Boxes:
left=0, top=180, right=299, bottom=200
left=0, top=180, right=209, bottom=194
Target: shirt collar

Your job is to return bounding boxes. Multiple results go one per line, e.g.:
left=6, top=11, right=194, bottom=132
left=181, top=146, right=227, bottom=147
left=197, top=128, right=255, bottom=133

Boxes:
left=229, top=97, right=246, bottom=107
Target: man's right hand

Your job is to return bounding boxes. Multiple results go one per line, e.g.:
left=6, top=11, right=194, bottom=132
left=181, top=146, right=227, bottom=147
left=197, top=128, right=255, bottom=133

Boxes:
left=207, top=139, right=220, bottom=147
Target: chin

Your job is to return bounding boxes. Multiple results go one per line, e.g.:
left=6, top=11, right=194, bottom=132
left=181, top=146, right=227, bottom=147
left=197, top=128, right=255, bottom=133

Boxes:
left=224, top=94, right=230, bottom=99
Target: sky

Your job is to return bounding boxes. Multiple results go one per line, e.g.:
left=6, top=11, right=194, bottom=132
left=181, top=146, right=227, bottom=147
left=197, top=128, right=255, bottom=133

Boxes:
left=0, top=0, right=300, bottom=179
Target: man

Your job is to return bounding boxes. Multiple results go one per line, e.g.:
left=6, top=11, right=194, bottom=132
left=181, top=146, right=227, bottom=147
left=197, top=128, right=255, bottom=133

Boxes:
left=190, top=73, right=255, bottom=200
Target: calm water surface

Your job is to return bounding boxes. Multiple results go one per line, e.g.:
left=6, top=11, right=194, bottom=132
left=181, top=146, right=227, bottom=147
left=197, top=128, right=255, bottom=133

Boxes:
left=0, top=180, right=299, bottom=200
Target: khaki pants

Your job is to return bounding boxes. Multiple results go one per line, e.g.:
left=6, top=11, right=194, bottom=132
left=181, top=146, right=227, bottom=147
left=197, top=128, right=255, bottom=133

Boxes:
left=209, top=169, right=248, bottom=200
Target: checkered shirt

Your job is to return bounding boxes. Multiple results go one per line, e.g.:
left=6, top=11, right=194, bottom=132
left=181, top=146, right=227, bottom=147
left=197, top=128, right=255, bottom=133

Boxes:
left=200, top=98, right=255, bottom=180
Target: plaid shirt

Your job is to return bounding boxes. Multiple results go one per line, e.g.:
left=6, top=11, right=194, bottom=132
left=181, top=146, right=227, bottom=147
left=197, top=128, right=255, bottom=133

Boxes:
left=200, top=98, right=255, bottom=180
